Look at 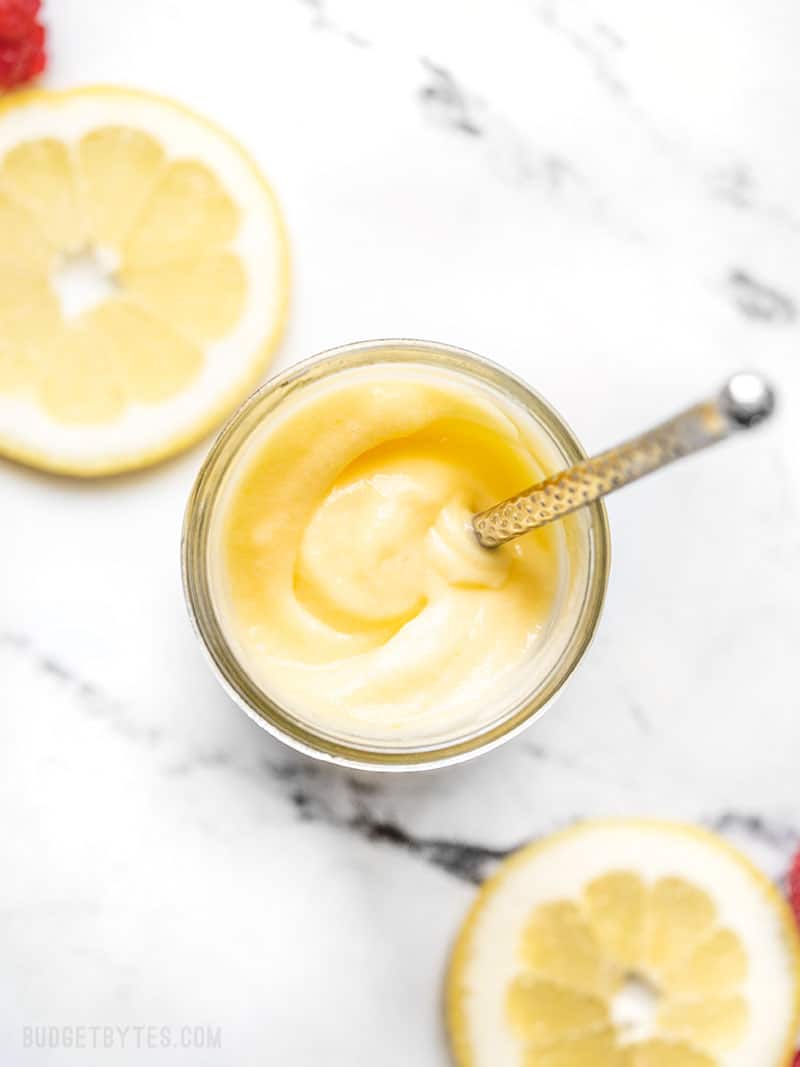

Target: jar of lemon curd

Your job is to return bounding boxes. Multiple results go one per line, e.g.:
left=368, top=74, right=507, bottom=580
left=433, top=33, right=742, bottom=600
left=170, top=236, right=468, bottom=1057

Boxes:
left=182, top=339, right=610, bottom=770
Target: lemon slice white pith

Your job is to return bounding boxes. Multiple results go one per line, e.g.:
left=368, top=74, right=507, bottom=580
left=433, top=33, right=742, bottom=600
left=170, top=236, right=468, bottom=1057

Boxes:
left=0, top=86, right=289, bottom=476
left=447, top=820, right=800, bottom=1067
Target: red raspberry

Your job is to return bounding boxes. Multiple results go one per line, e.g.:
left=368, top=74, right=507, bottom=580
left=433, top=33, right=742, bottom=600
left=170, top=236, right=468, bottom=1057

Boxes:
left=0, top=0, right=45, bottom=90
left=790, top=849, right=800, bottom=929
left=0, top=0, right=40, bottom=40
left=788, top=852, right=800, bottom=1067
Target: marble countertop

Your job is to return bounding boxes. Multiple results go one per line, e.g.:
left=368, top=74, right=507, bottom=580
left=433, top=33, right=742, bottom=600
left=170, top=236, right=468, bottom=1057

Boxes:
left=3, top=1, right=800, bottom=1063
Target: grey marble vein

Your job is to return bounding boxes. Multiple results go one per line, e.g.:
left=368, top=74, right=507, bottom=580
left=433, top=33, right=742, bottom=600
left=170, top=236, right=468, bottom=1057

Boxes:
left=532, top=0, right=800, bottom=251
left=710, top=164, right=800, bottom=235
left=415, top=55, right=636, bottom=240
left=530, top=0, right=690, bottom=169
left=418, top=59, right=484, bottom=137
left=627, top=702, right=654, bottom=736
left=297, top=0, right=370, bottom=47
left=264, top=759, right=514, bottom=883
left=524, top=737, right=640, bottom=790
left=264, top=762, right=800, bottom=887
left=706, top=811, right=799, bottom=855
left=1, top=631, right=163, bottom=746
left=726, top=269, right=797, bottom=324
left=704, top=812, right=800, bottom=888
left=533, top=0, right=629, bottom=99
left=6, top=634, right=797, bottom=891
left=416, top=55, right=576, bottom=191
left=261, top=761, right=800, bottom=887
left=711, top=165, right=759, bottom=211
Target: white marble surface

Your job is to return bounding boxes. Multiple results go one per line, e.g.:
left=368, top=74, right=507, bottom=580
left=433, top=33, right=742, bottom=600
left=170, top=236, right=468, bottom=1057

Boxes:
left=2, top=1, right=800, bottom=1063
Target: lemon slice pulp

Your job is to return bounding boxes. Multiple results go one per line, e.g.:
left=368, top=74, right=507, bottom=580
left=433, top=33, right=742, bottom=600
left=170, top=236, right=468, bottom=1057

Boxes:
left=0, top=86, right=289, bottom=475
left=447, top=820, right=800, bottom=1067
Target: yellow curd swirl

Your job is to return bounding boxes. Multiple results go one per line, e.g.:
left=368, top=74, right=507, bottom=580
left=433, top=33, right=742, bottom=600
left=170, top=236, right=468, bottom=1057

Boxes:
left=215, top=366, right=567, bottom=739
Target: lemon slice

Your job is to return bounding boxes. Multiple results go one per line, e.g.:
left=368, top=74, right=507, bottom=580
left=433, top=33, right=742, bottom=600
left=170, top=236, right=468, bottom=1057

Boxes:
left=447, top=820, right=800, bottom=1067
left=0, top=86, right=289, bottom=475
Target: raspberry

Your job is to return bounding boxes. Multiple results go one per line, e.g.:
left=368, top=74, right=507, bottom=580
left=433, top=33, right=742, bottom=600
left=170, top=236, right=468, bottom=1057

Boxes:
left=0, top=0, right=45, bottom=90
left=789, top=849, right=800, bottom=929
left=0, top=0, right=40, bottom=40
left=788, top=853, right=800, bottom=1067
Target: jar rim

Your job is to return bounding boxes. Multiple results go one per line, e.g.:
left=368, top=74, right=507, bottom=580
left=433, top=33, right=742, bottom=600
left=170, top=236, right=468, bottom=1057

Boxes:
left=182, top=338, right=611, bottom=771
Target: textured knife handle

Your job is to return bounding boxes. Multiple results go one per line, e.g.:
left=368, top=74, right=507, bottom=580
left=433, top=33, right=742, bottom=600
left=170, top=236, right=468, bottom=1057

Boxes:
left=473, top=374, right=775, bottom=548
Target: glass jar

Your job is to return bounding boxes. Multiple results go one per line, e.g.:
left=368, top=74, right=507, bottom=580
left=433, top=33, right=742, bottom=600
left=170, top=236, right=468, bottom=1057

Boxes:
left=182, top=339, right=610, bottom=771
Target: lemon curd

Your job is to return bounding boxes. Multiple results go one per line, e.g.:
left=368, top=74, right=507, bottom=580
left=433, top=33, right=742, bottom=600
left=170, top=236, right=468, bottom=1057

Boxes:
left=209, top=361, right=579, bottom=741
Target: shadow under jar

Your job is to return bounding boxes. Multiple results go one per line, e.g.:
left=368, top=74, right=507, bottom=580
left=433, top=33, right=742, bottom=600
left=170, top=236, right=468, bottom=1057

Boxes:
left=182, top=339, right=610, bottom=771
